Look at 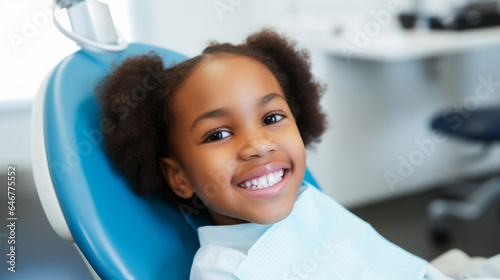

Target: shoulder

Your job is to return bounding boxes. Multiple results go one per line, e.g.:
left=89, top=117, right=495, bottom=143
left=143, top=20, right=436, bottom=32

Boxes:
left=190, top=245, right=246, bottom=280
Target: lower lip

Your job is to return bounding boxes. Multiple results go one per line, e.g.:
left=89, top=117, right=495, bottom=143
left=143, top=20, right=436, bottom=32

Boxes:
left=235, top=169, right=290, bottom=198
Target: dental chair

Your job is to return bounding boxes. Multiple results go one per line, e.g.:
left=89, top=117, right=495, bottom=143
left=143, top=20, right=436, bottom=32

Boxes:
left=428, top=106, right=500, bottom=243
left=31, top=2, right=321, bottom=279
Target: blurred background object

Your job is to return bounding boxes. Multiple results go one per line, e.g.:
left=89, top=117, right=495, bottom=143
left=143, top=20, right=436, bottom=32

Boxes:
left=398, top=0, right=500, bottom=31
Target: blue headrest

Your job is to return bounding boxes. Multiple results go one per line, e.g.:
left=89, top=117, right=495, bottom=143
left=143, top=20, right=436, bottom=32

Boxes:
left=43, top=43, right=320, bottom=279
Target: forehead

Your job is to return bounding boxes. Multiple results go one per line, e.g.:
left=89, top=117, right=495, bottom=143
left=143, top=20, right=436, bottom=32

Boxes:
left=171, top=55, right=284, bottom=121
left=181, top=55, right=279, bottom=96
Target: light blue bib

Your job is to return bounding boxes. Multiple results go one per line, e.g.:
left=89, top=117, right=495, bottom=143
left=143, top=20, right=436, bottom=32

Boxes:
left=234, top=183, right=428, bottom=280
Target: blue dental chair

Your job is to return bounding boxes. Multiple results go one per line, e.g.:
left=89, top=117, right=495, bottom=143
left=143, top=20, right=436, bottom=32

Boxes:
left=31, top=43, right=321, bottom=279
left=428, top=107, right=500, bottom=243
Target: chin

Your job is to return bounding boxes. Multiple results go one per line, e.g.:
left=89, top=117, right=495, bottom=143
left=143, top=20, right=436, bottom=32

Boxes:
left=253, top=207, right=294, bottom=225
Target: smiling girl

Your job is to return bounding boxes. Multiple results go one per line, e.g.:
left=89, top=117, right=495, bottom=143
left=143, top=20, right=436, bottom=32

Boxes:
left=96, top=29, right=454, bottom=280
left=95, top=28, right=326, bottom=225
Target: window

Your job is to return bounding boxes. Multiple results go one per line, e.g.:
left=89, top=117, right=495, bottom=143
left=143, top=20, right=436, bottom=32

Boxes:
left=0, top=0, right=130, bottom=107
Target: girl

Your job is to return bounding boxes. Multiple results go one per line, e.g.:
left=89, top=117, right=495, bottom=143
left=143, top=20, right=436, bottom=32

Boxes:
left=96, top=29, right=454, bottom=279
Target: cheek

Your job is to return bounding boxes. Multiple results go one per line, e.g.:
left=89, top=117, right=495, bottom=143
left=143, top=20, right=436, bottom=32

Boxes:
left=187, top=148, right=236, bottom=190
left=284, top=124, right=305, bottom=152
left=283, top=125, right=306, bottom=169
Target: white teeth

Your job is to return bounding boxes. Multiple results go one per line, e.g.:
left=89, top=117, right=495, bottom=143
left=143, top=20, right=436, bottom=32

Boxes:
left=267, top=173, right=275, bottom=184
left=239, top=169, right=285, bottom=190
left=258, top=177, right=267, bottom=186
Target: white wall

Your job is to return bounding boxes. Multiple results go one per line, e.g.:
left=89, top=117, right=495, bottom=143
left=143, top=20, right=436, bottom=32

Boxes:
left=127, top=0, right=405, bottom=56
left=0, top=104, right=32, bottom=172
left=306, top=50, right=500, bottom=207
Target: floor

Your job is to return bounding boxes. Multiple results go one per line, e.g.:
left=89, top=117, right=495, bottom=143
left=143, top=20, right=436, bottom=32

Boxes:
left=0, top=172, right=92, bottom=280
left=0, top=172, right=499, bottom=279
left=351, top=176, right=500, bottom=261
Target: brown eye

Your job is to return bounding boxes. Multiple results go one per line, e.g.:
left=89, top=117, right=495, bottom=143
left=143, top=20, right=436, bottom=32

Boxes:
left=204, top=130, right=230, bottom=143
left=263, top=114, right=284, bottom=125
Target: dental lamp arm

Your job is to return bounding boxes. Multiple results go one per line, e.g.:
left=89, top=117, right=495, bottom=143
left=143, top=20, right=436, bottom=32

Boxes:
left=52, top=0, right=128, bottom=53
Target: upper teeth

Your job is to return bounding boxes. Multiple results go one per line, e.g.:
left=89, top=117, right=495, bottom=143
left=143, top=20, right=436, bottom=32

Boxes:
left=239, top=169, right=285, bottom=190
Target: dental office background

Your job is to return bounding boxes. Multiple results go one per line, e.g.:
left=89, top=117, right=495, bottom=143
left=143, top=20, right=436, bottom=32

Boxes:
left=2, top=0, right=500, bottom=217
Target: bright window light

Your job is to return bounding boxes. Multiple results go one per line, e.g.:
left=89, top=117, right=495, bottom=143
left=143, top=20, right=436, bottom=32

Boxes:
left=0, top=0, right=130, bottom=106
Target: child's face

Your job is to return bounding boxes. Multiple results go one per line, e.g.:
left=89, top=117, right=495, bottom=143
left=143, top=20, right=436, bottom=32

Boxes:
left=161, top=55, right=306, bottom=225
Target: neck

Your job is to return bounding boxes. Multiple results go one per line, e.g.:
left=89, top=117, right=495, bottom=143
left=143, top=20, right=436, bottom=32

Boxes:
left=208, top=209, right=250, bottom=226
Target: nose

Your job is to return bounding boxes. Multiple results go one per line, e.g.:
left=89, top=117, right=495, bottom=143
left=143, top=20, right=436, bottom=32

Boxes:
left=238, top=130, right=277, bottom=160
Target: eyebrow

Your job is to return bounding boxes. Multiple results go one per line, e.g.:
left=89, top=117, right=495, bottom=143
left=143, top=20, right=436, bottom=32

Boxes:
left=190, top=93, right=285, bottom=132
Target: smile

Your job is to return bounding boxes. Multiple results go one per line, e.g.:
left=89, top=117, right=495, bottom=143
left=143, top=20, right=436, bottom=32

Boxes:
left=238, top=169, right=285, bottom=190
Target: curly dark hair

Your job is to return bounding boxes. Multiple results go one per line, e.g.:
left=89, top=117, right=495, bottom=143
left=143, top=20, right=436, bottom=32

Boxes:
left=95, top=28, right=327, bottom=209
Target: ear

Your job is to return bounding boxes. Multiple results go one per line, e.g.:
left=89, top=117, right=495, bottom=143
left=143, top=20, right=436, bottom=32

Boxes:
left=160, top=157, right=194, bottom=199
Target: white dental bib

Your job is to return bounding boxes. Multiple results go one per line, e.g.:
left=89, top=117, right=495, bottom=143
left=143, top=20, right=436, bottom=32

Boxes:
left=233, top=183, right=428, bottom=280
